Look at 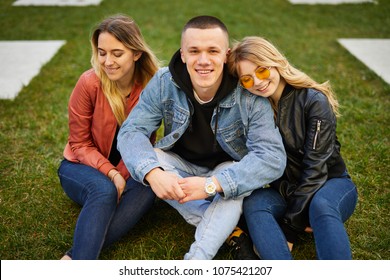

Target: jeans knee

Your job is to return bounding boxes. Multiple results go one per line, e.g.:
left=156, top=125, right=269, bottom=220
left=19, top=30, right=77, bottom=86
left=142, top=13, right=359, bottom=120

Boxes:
left=309, top=196, right=338, bottom=222
left=88, top=179, right=117, bottom=203
left=244, top=189, right=284, bottom=216
left=244, top=195, right=264, bottom=215
left=244, top=191, right=260, bottom=211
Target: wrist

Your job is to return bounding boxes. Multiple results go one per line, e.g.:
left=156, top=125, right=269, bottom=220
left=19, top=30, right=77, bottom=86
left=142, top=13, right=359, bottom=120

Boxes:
left=145, top=167, right=163, bottom=184
left=211, top=176, right=223, bottom=193
left=112, top=172, right=120, bottom=182
left=109, top=170, right=120, bottom=181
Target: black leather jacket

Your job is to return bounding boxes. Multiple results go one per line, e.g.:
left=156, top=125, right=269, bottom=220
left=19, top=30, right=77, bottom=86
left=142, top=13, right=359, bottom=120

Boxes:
left=271, top=85, right=346, bottom=242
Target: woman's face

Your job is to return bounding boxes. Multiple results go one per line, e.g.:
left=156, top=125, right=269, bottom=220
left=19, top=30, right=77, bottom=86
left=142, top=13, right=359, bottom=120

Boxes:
left=237, top=59, right=284, bottom=101
left=97, top=32, right=141, bottom=86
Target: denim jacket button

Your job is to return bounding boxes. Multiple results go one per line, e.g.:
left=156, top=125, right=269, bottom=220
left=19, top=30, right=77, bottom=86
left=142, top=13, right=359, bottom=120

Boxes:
left=173, top=133, right=180, bottom=139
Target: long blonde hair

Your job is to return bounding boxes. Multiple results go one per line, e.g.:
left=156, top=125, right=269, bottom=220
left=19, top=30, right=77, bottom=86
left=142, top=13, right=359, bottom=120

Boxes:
left=228, top=36, right=340, bottom=117
left=91, top=14, right=160, bottom=124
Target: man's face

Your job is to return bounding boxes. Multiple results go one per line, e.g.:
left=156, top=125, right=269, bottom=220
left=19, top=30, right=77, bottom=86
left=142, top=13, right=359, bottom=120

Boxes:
left=180, top=27, right=229, bottom=97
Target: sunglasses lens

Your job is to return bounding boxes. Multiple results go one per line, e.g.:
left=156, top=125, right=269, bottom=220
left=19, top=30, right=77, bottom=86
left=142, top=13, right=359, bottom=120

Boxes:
left=240, top=76, right=254, bottom=89
left=239, top=67, right=270, bottom=89
left=255, top=67, right=270, bottom=80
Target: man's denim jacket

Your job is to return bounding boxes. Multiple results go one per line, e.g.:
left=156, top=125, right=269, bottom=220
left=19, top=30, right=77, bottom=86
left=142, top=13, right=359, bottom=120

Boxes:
left=118, top=67, right=286, bottom=199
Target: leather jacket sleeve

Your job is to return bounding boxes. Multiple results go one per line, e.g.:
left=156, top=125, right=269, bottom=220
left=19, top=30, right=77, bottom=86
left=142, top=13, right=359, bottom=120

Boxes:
left=280, top=90, right=337, bottom=237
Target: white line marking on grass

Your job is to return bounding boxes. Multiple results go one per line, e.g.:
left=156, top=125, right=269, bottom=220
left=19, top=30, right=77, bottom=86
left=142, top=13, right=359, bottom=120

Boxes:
left=288, top=0, right=375, bottom=4
left=13, top=0, right=102, bottom=6
left=0, top=40, right=66, bottom=100
left=338, top=38, right=390, bottom=85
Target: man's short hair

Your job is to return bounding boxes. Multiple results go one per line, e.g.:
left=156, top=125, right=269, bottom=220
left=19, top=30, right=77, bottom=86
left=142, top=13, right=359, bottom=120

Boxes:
left=182, top=15, right=228, bottom=35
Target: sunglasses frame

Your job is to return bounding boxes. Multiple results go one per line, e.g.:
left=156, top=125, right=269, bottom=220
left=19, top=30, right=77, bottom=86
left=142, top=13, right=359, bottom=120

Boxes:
left=239, top=66, right=271, bottom=89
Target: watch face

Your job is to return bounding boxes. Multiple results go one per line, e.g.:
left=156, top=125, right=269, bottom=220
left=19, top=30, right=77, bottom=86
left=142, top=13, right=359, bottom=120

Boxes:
left=205, top=178, right=216, bottom=196
left=204, top=178, right=216, bottom=196
left=206, top=184, right=215, bottom=193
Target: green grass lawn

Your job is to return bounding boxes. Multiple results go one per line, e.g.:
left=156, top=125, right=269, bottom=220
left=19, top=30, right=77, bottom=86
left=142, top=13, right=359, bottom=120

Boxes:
left=0, top=0, right=389, bottom=260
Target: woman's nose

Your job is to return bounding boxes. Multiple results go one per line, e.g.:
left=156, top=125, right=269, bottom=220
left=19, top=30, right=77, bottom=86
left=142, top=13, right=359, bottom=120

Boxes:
left=105, top=54, right=114, bottom=65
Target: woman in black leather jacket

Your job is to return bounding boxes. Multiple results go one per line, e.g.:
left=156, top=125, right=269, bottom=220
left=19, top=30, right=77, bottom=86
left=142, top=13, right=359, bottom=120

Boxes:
left=228, top=36, right=358, bottom=259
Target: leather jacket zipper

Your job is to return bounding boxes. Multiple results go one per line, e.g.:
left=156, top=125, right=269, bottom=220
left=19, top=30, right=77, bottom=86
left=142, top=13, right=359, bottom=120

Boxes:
left=313, top=120, right=321, bottom=150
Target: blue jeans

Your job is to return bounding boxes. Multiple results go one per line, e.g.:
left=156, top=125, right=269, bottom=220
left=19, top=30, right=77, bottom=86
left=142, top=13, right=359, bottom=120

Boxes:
left=244, top=172, right=358, bottom=260
left=58, top=159, right=155, bottom=260
left=155, top=149, right=243, bottom=260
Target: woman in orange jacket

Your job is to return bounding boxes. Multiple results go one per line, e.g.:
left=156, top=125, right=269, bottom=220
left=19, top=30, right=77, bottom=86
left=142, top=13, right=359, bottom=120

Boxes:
left=58, top=14, right=159, bottom=259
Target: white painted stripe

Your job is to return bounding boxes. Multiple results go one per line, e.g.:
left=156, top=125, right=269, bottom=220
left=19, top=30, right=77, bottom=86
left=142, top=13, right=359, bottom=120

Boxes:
left=288, top=0, right=374, bottom=4
left=0, top=40, right=66, bottom=99
left=13, top=0, right=102, bottom=6
left=338, top=38, right=390, bottom=84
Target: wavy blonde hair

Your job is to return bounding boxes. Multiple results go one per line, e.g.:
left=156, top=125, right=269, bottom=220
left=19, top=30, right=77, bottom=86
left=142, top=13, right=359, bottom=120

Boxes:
left=91, top=14, right=160, bottom=124
left=228, top=36, right=340, bottom=117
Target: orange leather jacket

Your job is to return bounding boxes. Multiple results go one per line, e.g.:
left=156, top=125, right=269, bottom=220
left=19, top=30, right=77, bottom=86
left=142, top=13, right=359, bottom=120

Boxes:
left=63, top=69, right=145, bottom=180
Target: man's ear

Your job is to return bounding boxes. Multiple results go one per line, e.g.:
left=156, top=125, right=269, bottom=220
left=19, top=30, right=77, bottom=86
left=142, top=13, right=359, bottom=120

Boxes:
left=225, top=48, right=231, bottom=63
left=180, top=48, right=185, bottom=63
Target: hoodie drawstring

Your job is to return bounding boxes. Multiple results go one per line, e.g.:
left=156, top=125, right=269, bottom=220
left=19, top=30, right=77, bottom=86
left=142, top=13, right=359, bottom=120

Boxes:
left=213, top=104, right=220, bottom=152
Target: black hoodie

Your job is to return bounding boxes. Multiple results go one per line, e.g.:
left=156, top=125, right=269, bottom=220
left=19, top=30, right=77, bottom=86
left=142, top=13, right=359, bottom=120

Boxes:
left=169, top=50, right=237, bottom=169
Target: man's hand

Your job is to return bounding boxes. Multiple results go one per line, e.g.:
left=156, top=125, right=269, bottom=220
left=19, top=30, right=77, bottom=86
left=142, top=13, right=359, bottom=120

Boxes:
left=178, top=176, right=222, bottom=203
left=178, top=176, right=207, bottom=203
left=145, top=168, right=186, bottom=201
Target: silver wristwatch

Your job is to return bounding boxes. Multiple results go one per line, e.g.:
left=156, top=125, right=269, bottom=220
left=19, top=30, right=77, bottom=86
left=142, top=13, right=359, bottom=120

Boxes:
left=204, top=177, right=217, bottom=196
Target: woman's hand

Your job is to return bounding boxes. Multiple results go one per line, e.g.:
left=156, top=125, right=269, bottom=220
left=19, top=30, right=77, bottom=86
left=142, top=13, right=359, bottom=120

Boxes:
left=304, top=227, right=313, bottom=233
left=287, top=242, right=294, bottom=252
left=113, top=174, right=126, bottom=203
left=109, top=169, right=126, bottom=204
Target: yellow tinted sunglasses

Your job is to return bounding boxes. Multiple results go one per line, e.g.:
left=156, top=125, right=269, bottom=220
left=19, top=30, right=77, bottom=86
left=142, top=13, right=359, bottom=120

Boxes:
left=239, top=66, right=271, bottom=89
